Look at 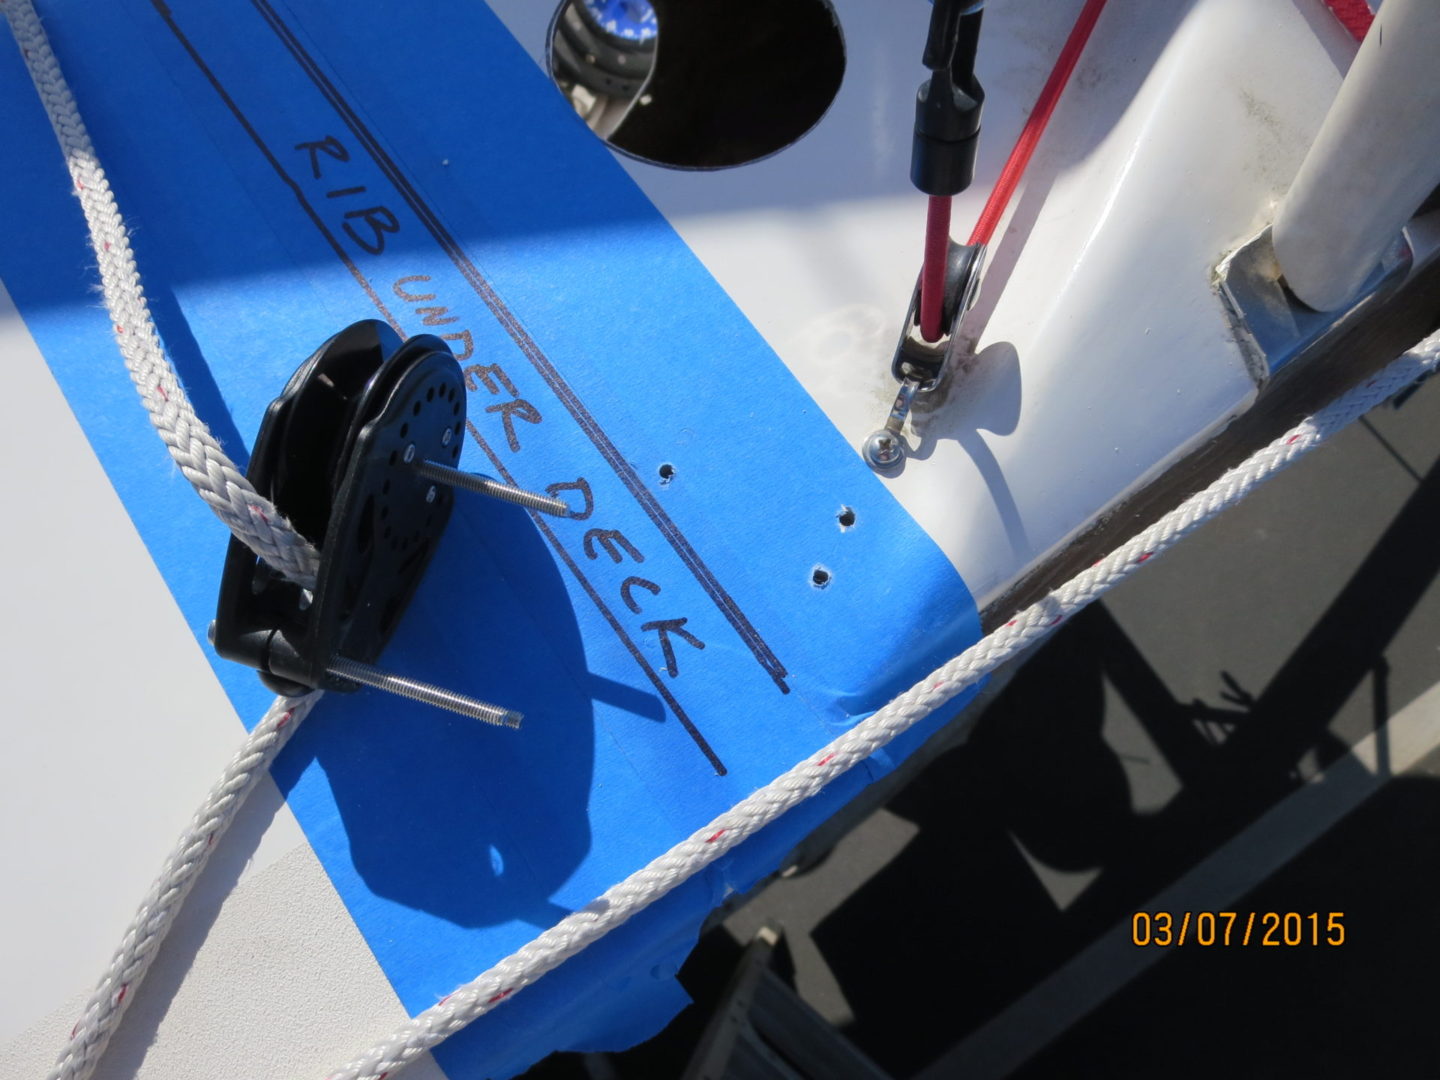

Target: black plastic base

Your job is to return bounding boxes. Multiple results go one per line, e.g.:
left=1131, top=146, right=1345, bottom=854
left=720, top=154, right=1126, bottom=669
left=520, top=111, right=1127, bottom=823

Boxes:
left=211, top=321, right=465, bottom=695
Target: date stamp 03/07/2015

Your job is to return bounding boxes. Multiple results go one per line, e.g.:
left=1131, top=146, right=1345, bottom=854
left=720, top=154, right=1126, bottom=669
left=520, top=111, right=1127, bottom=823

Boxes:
left=1131, top=911, right=1346, bottom=948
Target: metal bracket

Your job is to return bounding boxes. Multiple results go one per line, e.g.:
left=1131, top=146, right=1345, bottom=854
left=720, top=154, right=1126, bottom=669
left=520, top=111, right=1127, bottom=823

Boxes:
left=863, top=240, right=986, bottom=469
left=1216, top=225, right=1412, bottom=386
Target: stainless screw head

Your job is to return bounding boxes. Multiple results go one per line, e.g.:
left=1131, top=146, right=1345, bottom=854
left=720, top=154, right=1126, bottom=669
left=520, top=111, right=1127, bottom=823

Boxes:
left=862, top=430, right=904, bottom=469
left=425, top=485, right=437, bottom=504
left=441, top=427, right=453, bottom=446
left=403, top=443, right=416, bottom=464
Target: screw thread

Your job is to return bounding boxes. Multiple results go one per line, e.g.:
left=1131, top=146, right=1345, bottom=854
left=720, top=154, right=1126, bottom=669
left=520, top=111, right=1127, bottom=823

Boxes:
left=327, top=657, right=522, bottom=728
left=415, top=461, right=571, bottom=517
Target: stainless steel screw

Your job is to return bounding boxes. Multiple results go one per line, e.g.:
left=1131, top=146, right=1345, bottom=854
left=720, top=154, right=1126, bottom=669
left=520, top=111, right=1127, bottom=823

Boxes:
left=862, top=430, right=904, bottom=469
left=413, top=460, right=573, bottom=516
left=327, top=656, right=522, bottom=728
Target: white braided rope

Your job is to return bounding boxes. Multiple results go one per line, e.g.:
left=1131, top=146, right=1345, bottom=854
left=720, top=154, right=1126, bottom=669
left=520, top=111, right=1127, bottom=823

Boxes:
left=322, top=330, right=1440, bottom=1080
left=9, top=0, right=1437, bottom=1075
left=2, top=0, right=321, bottom=590
left=47, top=691, right=323, bottom=1080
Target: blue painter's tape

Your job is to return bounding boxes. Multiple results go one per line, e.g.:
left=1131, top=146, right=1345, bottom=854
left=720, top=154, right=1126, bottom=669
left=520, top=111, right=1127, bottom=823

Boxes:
left=0, top=2, right=982, bottom=1076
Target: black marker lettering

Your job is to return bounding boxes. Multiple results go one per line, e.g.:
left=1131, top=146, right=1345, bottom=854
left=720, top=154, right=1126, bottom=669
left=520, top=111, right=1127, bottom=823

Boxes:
left=620, top=576, right=661, bottom=614
left=546, top=478, right=594, bottom=520
left=441, top=330, right=474, bottom=361
left=393, top=275, right=436, bottom=303
left=642, top=618, right=706, bottom=677
left=583, top=529, right=644, bottom=565
left=485, top=398, right=542, bottom=452
left=342, top=205, right=400, bottom=255
left=295, top=134, right=348, bottom=179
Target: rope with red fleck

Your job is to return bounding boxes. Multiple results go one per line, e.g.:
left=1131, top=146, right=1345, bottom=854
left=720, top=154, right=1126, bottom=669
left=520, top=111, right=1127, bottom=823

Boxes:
left=11, top=0, right=1424, bottom=1070
left=2, top=0, right=321, bottom=590
left=323, top=331, right=1440, bottom=1080
left=47, top=692, right=323, bottom=1080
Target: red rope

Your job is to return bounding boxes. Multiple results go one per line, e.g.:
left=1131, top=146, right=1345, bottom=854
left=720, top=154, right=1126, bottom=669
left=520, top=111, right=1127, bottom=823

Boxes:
left=1321, top=0, right=1372, bottom=41
left=916, top=0, right=1108, bottom=341
left=915, top=0, right=1359, bottom=333
left=919, top=195, right=953, bottom=341
left=967, top=0, right=1109, bottom=247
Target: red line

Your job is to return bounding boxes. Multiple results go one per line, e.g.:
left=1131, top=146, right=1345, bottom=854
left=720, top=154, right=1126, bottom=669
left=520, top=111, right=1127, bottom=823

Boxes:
left=1322, top=0, right=1373, bottom=40
left=967, top=0, right=1109, bottom=247
left=919, top=195, right=953, bottom=341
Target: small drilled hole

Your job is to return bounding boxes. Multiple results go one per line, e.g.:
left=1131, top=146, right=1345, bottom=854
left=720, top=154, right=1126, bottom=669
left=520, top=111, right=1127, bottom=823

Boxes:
left=426, top=386, right=435, bottom=402
left=837, top=506, right=855, bottom=528
left=412, top=401, right=422, bottom=416
left=451, top=444, right=461, bottom=459
left=382, top=479, right=391, bottom=495
left=380, top=505, right=389, bottom=520
left=811, top=566, right=831, bottom=589
left=388, top=450, right=397, bottom=466
left=447, top=385, right=456, bottom=401
left=452, top=401, right=460, bottom=416
left=400, top=422, right=409, bottom=439
left=658, top=463, right=675, bottom=484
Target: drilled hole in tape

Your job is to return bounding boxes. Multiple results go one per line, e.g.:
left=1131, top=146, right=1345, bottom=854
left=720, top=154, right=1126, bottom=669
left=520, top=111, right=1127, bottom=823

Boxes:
left=811, top=566, right=831, bottom=589
left=658, top=462, right=675, bottom=484
left=837, top=506, right=855, bottom=529
left=548, top=0, right=844, bottom=169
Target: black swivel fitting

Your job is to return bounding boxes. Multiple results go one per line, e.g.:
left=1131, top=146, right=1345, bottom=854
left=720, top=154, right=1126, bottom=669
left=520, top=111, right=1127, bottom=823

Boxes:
left=210, top=321, right=466, bottom=698
left=209, top=322, right=573, bottom=725
left=911, top=0, right=985, bottom=197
